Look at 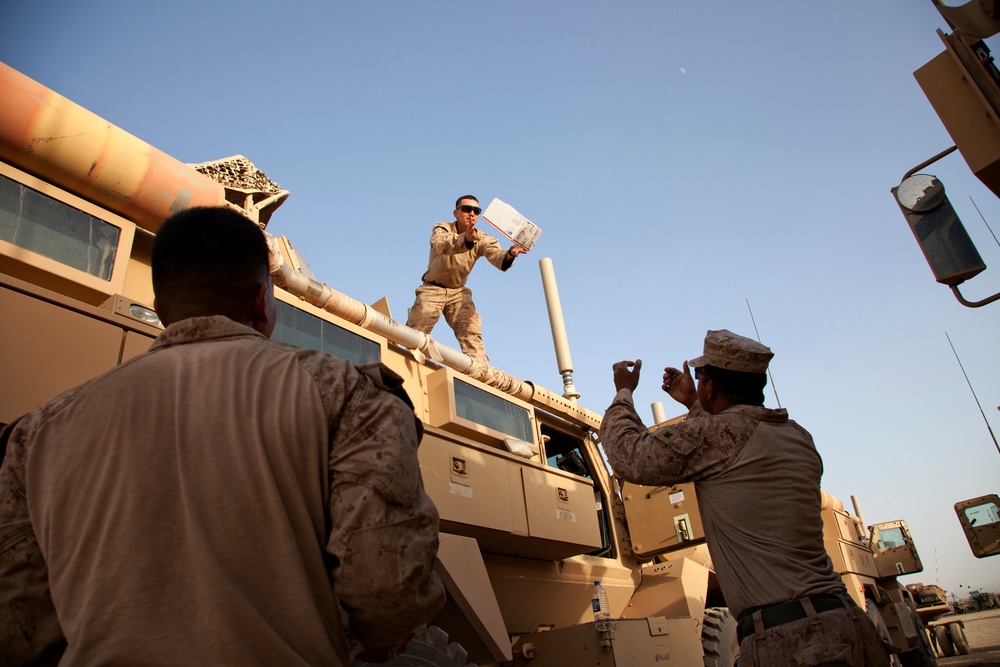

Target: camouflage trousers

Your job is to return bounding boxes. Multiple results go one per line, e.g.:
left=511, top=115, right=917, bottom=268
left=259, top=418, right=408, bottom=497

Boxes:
left=739, top=601, right=891, bottom=666
left=406, top=284, right=488, bottom=364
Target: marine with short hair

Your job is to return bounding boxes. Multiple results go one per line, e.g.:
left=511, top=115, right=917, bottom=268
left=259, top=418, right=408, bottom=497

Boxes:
left=600, top=329, right=890, bottom=666
left=0, top=206, right=445, bottom=665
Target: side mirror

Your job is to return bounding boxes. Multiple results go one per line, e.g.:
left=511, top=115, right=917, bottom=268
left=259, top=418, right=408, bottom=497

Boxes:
left=955, top=494, right=1000, bottom=558
left=893, top=174, right=986, bottom=286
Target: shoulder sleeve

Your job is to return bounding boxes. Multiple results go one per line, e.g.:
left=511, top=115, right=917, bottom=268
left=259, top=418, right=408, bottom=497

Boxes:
left=600, top=390, right=699, bottom=486
left=0, top=414, right=66, bottom=664
left=355, top=363, right=423, bottom=441
left=323, top=361, right=445, bottom=652
left=600, top=392, right=748, bottom=485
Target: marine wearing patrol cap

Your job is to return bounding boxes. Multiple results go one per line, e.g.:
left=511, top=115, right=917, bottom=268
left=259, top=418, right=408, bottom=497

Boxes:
left=687, top=329, right=773, bottom=374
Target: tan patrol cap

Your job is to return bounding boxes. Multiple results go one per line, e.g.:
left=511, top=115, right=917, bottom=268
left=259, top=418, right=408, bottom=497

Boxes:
left=687, top=329, right=773, bottom=373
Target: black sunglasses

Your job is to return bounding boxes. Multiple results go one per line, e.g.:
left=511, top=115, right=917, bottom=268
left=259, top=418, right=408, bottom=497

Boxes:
left=458, top=205, right=482, bottom=215
left=694, top=367, right=708, bottom=380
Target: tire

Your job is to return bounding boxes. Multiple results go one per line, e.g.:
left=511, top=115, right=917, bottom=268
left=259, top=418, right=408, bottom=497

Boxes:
left=948, top=622, right=970, bottom=656
left=350, top=626, right=476, bottom=667
left=702, top=607, right=740, bottom=667
left=865, top=601, right=903, bottom=667
left=899, top=626, right=939, bottom=667
left=933, top=625, right=955, bottom=657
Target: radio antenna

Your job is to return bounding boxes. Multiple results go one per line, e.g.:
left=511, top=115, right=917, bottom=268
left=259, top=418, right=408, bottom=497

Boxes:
left=746, top=298, right=781, bottom=408
left=946, top=331, right=1000, bottom=455
left=969, top=196, right=1000, bottom=249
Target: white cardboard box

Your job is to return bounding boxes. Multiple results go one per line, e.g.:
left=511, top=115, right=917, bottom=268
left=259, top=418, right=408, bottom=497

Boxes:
left=481, top=198, right=542, bottom=250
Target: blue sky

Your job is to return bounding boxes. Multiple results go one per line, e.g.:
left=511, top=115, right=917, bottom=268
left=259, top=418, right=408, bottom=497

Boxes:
left=3, top=1, right=998, bottom=598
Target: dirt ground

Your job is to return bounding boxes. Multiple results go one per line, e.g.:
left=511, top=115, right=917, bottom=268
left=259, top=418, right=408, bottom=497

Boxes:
left=934, top=609, right=1000, bottom=667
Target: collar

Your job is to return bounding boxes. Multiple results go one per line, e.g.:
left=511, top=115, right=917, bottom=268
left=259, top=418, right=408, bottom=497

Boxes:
left=149, top=315, right=265, bottom=352
left=721, top=404, right=789, bottom=423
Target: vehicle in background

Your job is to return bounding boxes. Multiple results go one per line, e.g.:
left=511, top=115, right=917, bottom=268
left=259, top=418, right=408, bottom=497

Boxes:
left=969, top=589, right=1000, bottom=610
left=819, top=495, right=938, bottom=665
left=905, top=584, right=973, bottom=659
left=907, top=584, right=952, bottom=618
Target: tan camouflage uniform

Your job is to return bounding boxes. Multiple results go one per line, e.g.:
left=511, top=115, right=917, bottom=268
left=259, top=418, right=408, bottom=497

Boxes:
left=406, top=221, right=514, bottom=364
left=600, top=330, right=889, bottom=666
left=0, top=315, right=445, bottom=666
left=740, top=603, right=891, bottom=666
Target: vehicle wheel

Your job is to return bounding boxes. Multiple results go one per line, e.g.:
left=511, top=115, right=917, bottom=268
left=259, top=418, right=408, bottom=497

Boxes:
left=899, top=626, right=939, bottom=667
left=702, top=606, right=740, bottom=667
left=948, top=622, right=970, bottom=656
left=350, top=626, right=476, bottom=667
left=865, top=600, right=895, bottom=648
left=933, top=625, right=955, bottom=657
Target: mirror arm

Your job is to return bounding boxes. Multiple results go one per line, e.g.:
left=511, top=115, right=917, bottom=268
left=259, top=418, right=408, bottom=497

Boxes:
left=949, top=284, right=1000, bottom=307
left=903, top=145, right=958, bottom=180
left=899, top=145, right=998, bottom=308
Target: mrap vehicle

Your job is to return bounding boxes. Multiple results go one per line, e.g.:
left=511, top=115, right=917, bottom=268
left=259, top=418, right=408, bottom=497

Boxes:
left=0, top=62, right=934, bottom=666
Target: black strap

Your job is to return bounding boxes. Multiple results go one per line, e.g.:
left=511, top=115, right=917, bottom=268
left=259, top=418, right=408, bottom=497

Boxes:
left=737, top=593, right=853, bottom=642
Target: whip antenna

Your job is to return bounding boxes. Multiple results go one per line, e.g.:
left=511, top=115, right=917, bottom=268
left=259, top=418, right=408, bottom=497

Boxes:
left=946, top=331, right=1000, bottom=455
left=746, top=298, right=781, bottom=408
left=969, top=196, right=1000, bottom=249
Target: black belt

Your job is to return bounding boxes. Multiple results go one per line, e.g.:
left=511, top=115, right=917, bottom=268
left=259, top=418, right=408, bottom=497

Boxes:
left=737, top=593, right=853, bottom=643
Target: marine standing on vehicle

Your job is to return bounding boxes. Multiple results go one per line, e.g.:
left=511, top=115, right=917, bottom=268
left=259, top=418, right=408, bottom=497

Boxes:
left=406, top=195, right=527, bottom=364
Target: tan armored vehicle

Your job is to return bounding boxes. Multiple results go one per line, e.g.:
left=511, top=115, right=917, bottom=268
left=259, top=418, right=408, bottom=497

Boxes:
left=1, top=62, right=937, bottom=666
left=905, top=583, right=973, bottom=658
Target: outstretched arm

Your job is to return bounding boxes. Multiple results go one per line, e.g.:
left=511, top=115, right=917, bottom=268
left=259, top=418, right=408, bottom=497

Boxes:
left=601, top=359, right=709, bottom=487
left=498, top=244, right=526, bottom=270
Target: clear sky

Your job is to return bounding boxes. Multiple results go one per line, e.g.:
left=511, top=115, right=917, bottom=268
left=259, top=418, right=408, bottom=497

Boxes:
left=3, top=1, right=998, bottom=598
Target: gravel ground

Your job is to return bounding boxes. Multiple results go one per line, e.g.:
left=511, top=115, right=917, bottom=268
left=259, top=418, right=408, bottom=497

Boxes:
left=934, top=609, right=1000, bottom=667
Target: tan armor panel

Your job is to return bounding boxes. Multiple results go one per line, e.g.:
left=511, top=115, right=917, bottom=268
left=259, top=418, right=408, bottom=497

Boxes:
left=621, top=481, right=705, bottom=560
left=870, top=520, right=923, bottom=577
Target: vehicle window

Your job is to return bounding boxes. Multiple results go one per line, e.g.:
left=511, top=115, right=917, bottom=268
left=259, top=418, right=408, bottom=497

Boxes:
left=876, top=526, right=906, bottom=549
left=0, top=174, right=119, bottom=280
left=453, top=378, right=533, bottom=442
left=964, top=501, right=1000, bottom=526
left=272, top=300, right=380, bottom=365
